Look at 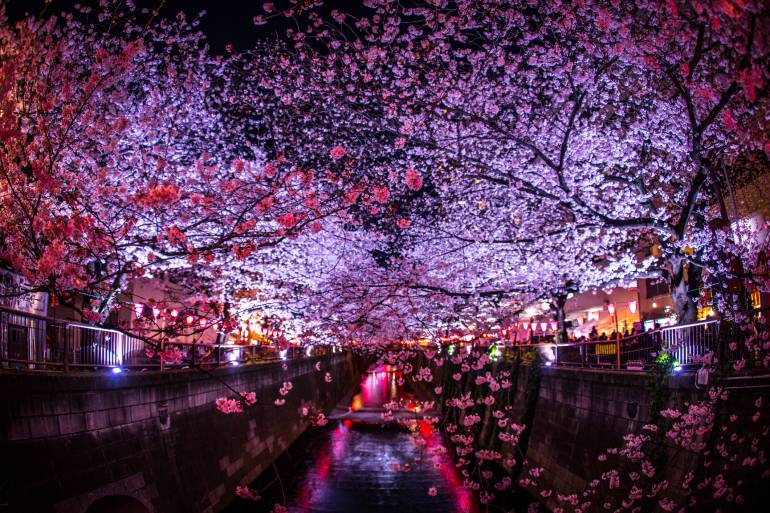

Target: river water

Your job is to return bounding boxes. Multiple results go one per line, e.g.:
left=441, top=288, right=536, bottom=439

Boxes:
left=226, top=366, right=478, bottom=513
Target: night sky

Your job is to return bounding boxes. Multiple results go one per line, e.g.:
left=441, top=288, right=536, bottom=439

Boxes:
left=4, top=0, right=359, bottom=53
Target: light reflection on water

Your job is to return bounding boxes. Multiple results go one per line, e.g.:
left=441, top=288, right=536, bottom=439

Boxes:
left=229, top=366, right=478, bottom=513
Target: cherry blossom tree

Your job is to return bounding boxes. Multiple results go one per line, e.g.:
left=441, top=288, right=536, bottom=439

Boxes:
left=255, top=0, right=770, bottom=324
left=0, top=2, right=354, bottom=330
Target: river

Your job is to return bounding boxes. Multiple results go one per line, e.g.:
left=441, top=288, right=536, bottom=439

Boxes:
left=225, top=366, right=479, bottom=513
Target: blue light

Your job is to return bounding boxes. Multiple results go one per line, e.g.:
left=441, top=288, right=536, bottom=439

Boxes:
left=673, top=364, right=682, bottom=372
left=111, top=367, right=123, bottom=374
left=545, top=361, right=553, bottom=367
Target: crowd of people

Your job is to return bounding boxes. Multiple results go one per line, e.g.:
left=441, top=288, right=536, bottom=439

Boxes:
left=576, top=323, right=662, bottom=343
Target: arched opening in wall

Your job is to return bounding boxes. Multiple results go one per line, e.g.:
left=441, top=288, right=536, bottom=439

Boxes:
left=85, top=495, right=149, bottom=513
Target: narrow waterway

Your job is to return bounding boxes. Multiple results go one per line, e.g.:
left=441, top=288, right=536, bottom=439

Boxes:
left=226, top=366, right=478, bottom=513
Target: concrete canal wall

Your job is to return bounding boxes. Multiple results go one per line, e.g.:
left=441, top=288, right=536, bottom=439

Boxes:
left=418, top=356, right=768, bottom=510
left=0, top=353, right=363, bottom=513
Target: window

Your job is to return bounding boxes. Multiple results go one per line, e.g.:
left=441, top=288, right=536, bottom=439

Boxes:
left=646, top=278, right=669, bottom=298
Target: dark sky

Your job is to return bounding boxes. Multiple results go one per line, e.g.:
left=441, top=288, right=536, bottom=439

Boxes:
left=4, top=0, right=361, bottom=53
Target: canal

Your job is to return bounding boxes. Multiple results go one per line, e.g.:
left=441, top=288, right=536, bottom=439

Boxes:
left=225, top=366, right=479, bottom=513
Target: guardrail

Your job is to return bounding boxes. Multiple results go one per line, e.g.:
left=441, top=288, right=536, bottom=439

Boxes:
left=510, top=309, right=767, bottom=371
left=0, top=307, right=148, bottom=371
left=0, top=306, right=310, bottom=372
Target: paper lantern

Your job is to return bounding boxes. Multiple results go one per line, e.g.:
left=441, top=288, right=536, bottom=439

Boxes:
left=152, top=307, right=161, bottom=318
left=550, top=321, right=557, bottom=332
left=628, top=301, right=637, bottom=314
left=539, top=322, right=547, bottom=332
left=186, top=315, right=195, bottom=325
left=521, top=322, right=529, bottom=330
left=133, top=303, right=144, bottom=317
left=606, top=303, right=616, bottom=316
left=577, top=316, right=584, bottom=326
left=170, top=309, right=179, bottom=318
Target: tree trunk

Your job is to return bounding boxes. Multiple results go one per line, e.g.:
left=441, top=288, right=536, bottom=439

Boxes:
left=552, top=294, right=568, bottom=344
left=669, top=256, right=698, bottom=324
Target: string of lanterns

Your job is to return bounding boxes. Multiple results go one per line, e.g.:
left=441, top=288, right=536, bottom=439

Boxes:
left=133, top=302, right=222, bottom=332
left=511, top=300, right=640, bottom=333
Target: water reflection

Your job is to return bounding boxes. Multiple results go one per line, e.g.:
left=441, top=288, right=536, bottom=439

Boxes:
left=227, top=366, right=477, bottom=513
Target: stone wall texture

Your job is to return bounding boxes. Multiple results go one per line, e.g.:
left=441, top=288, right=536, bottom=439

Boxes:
left=417, top=356, right=769, bottom=511
left=0, top=353, right=362, bottom=513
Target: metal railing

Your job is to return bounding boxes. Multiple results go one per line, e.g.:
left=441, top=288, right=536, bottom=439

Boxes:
left=510, top=310, right=767, bottom=371
left=0, top=306, right=312, bottom=372
left=0, top=306, right=155, bottom=371
left=660, top=319, right=719, bottom=366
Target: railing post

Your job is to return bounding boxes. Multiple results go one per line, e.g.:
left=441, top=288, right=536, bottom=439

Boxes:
left=616, top=336, right=621, bottom=370
left=63, top=326, right=69, bottom=373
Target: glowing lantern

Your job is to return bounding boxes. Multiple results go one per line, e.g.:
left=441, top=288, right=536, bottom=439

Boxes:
left=606, top=303, right=616, bottom=316
left=170, top=309, right=179, bottom=318
left=577, top=316, right=584, bottom=326
left=152, top=307, right=161, bottom=319
left=186, top=315, right=195, bottom=325
left=628, top=301, right=638, bottom=314
left=521, top=322, right=529, bottom=331
left=199, top=318, right=207, bottom=327
left=550, top=321, right=557, bottom=332
left=539, top=322, right=547, bottom=332
left=133, top=303, right=144, bottom=318
left=418, top=419, right=433, bottom=438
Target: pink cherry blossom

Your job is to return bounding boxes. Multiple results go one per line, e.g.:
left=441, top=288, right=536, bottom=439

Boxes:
left=404, top=168, right=423, bottom=191
left=329, top=146, right=346, bottom=159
